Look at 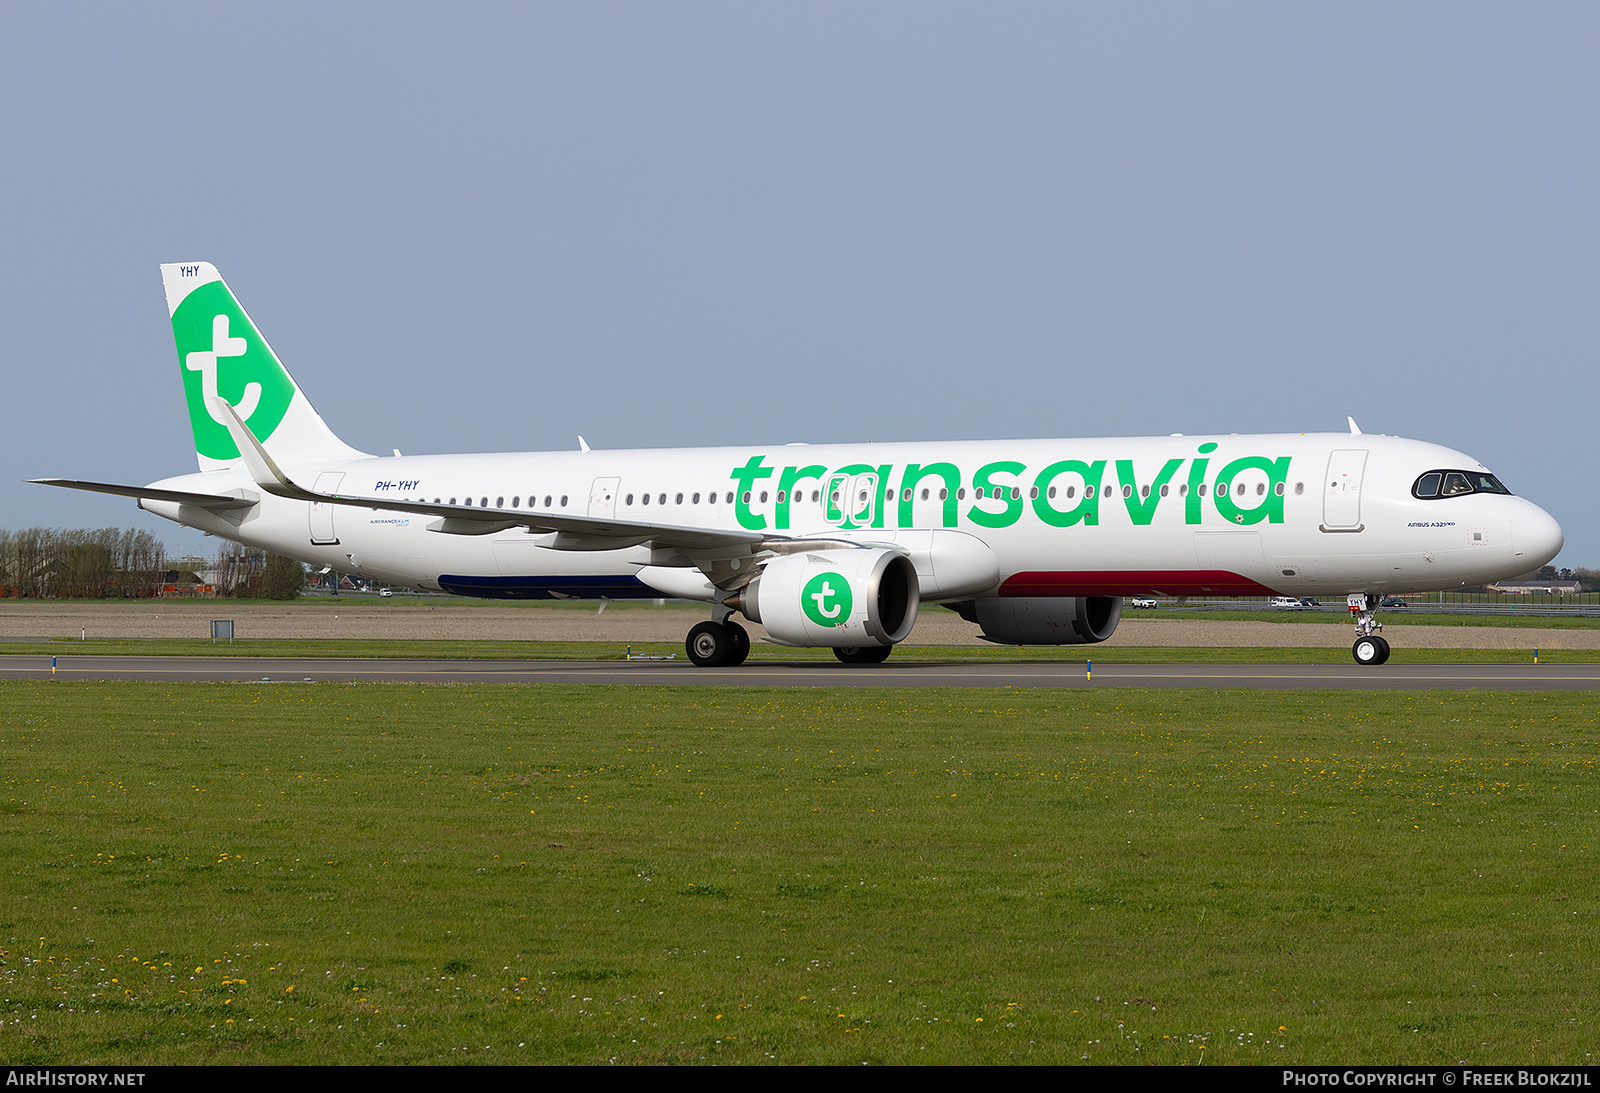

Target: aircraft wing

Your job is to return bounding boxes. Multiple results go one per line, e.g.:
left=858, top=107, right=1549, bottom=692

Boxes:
left=30, top=478, right=258, bottom=511
left=210, top=398, right=768, bottom=552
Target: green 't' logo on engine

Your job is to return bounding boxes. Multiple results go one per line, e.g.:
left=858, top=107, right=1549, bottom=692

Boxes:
left=172, top=280, right=295, bottom=460
left=801, top=572, right=852, bottom=628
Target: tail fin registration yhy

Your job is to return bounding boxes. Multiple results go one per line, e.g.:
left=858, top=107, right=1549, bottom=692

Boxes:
left=161, top=263, right=367, bottom=472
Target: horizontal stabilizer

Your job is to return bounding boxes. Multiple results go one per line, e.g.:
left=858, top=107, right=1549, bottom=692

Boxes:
left=30, top=478, right=258, bottom=511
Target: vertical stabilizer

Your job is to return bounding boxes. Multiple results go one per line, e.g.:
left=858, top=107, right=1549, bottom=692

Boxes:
left=162, top=263, right=369, bottom=472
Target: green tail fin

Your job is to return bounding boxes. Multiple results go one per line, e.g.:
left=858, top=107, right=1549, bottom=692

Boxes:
left=161, top=263, right=366, bottom=472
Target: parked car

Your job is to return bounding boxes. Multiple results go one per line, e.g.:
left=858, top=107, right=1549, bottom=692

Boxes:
left=1299, top=597, right=1321, bottom=607
left=1129, top=597, right=1160, bottom=609
left=1380, top=596, right=1410, bottom=608
left=1270, top=596, right=1303, bottom=610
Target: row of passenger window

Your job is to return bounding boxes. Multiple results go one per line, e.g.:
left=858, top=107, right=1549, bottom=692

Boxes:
left=422, top=480, right=1308, bottom=512
left=426, top=495, right=570, bottom=509
left=1411, top=470, right=1512, bottom=500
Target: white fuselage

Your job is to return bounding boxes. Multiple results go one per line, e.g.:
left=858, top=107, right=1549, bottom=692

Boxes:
left=140, top=431, right=1563, bottom=601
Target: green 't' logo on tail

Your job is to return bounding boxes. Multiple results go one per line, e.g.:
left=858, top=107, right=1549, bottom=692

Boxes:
left=172, top=280, right=294, bottom=460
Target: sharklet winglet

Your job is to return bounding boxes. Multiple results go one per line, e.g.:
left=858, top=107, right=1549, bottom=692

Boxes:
left=211, top=397, right=312, bottom=501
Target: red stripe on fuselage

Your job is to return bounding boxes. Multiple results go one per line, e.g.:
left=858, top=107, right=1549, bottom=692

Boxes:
left=1001, top=570, right=1279, bottom=597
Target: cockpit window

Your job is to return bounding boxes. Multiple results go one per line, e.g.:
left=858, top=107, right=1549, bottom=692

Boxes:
left=1412, top=469, right=1512, bottom=499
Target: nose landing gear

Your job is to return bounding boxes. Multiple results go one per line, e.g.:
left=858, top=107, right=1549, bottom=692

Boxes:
left=1348, top=594, right=1390, bottom=665
left=1353, top=633, right=1390, bottom=665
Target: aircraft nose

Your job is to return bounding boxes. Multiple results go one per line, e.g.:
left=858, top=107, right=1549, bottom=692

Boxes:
left=1514, top=501, right=1564, bottom=570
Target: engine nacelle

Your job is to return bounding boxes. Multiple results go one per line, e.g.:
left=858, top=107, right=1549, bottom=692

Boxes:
left=740, top=548, right=918, bottom=648
left=951, top=596, right=1122, bottom=645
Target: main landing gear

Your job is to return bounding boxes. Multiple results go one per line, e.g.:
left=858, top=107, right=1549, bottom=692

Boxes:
left=1349, top=593, right=1390, bottom=665
left=685, top=620, right=751, bottom=668
left=833, top=645, right=892, bottom=665
left=682, top=612, right=896, bottom=667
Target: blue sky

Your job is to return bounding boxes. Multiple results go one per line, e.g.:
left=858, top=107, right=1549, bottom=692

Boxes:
left=4, top=4, right=1595, bottom=564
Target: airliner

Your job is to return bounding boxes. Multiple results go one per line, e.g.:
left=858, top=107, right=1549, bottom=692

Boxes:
left=35, top=262, right=1564, bottom=667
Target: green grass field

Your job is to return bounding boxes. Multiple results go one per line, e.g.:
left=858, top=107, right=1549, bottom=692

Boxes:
left=2, top=681, right=1596, bottom=1065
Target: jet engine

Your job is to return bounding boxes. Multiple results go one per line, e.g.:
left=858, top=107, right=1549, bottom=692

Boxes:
left=949, top=596, right=1122, bottom=645
left=738, top=548, right=918, bottom=648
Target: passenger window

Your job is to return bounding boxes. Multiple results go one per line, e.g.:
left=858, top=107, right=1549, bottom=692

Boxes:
left=511, top=496, right=519, bottom=508
left=560, top=495, right=568, bottom=507
left=642, top=494, right=650, bottom=505
left=921, top=488, right=930, bottom=501
left=675, top=492, right=684, bottom=505
left=496, top=496, right=504, bottom=508
left=625, top=494, right=634, bottom=505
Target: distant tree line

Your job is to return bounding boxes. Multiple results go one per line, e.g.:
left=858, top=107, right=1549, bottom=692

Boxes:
left=0, top=527, right=167, bottom=598
left=0, top=527, right=305, bottom=599
left=1562, top=567, right=1600, bottom=592
left=211, top=542, right=306, bottom=600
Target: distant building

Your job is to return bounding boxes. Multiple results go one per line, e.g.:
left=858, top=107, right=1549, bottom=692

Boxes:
left=1485, top=581, right=1582, bottom=595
